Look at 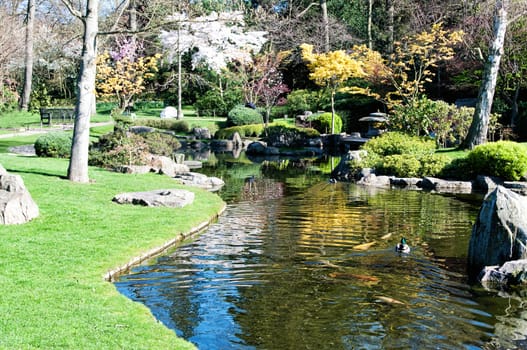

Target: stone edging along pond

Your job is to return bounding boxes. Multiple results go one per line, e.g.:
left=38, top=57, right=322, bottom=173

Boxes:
left=104, top=203, right=227, bottom=282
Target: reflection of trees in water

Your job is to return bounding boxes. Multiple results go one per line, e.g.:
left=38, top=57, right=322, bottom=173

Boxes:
left=241, top=176, right=284, bottom=201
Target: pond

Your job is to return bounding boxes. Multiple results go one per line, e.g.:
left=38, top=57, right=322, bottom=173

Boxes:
left=115, top=153, right=527, bottom=350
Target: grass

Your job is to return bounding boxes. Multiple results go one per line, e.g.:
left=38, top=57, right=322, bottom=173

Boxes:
left=0, top=149, right=224, bottom=348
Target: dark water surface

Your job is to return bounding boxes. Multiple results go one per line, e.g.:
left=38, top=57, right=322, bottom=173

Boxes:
left=116, top=155, right=527, bottom=349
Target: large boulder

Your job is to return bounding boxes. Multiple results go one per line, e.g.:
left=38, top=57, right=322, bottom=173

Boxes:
left=113, top=189, right=194, bottom=208
left=160, top=106, right=178, bottom=119
left=0, top=164, right=39, bottom=224
left=479, top=259, right=527, bottom=288
left=173, top=172, right=225, bottom=191
left=467, top=186, right=527, bottom=278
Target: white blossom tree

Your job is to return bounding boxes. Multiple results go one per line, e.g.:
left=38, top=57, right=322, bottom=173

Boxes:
left=159, top=11, right=267, bottom=116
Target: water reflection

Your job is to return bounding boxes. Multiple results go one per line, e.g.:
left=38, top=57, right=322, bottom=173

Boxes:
left=116, top=156, right=527, bottom=349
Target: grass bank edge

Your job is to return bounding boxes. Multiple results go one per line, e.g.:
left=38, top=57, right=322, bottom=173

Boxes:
left=0, top=153, right=225, bottom=349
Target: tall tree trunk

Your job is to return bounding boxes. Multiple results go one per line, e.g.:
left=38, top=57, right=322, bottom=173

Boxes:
left=19, top=0, right=35, bottom=111
left=67, top=0, right=99, bottom=183
left=387, top=0, right=394, bottom=54
left=460, top=0, right=508, bottom=150
left=368, top=0, right=374, bottom=50
left=320, top=0, right=329, bottom=52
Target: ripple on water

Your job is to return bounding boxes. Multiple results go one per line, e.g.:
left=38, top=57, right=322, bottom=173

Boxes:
left=116, top=183, right=518, bottom=349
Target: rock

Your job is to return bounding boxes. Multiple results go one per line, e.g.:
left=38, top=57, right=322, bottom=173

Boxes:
left=420, top=177, right=473, bottom=193
left=246, top=141, right=267, bottom=155
left=193, top=127, right=211, bottom=139
left=160, top=106, right=178, bottom=119
left=129, top=126, right=155, bottom=134
left=357, top=173, right=392, bottom=188
left=115, top=165, right=153, bottom=174
left=231, top=132, right=242, bottom=148
left=468, top=186, right=527, bottom=278
left=113, top=189, right=194, bottom=208
left=503, top=181, right=527, bottom=196
left=173, top=172, right=225, bottom=191
left=148, top=155, right=189, bottom=177
left=479, top=260, right=527, bottom=288
left=0, top=165, right=39, bottom=224
left=476, top=175, right=503, bottom=192
left=390, top=177, right=422, bottom=189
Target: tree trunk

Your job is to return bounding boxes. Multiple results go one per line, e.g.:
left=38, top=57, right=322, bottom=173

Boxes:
left=368, top=0, right=374, bottom=50
left=320, top=0, right=329, bottom=52
left=387, top=0, right=394, bottom=54
left=19, top=0, right=35, bottom=111
left=460, top=0, right=508, bottom=150
left=67, top=0, right=99, bottom=183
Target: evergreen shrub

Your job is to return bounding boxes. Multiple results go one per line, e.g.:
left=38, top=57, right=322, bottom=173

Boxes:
left=265, top=122, right=319, bottom=147
left=467, top=141, right=527, bottom=181
left=309, top=112, right=342, bottom=134
left=360, top=132, right=447, bottom=177
left=227, top=105, right=263, bottom=126
left=215, top=124, right=265, bottom=139
left=136, top=118, right=190, bottom=133
left=34, top=132, right=72, bottom=158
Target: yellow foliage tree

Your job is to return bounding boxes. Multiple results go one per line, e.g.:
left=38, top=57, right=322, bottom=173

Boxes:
left=301, top=43, right=365, bottom=134
left=387, top=22, right=463, bottom=106
left=96, top=51, right=161, bottom=110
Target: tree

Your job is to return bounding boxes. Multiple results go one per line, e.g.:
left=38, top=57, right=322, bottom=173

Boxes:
left=96, top=38, right=160, bottom=110
left=19, top=0, right=35, bottom=111
left=160, top=10, right=267, bottom=116
left=245, top=52, right=290, bottom=126
left=386, top=22, right=463, bottom=107
left=460, top=0, right=509, bottom=149
left=61, top=0, right=98, bottom=183
left=301, top=43, right=365, bottom=134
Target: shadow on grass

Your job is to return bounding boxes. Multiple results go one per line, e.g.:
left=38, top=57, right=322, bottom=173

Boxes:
left=6, top=167, right=68, bottom=179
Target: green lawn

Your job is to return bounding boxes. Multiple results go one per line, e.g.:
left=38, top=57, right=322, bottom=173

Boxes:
left=0, top=151, right=225, bottom=349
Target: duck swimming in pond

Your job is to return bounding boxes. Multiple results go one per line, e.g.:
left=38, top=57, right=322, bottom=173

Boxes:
left=395, top=237, right=410, bottom=253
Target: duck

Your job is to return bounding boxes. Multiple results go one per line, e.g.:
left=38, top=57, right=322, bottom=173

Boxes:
left=395, top=237, right=410, bottom=253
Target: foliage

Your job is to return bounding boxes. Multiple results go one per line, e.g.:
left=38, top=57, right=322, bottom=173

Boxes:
left=387, top=23, right=464, bottom=106
left=286, top=89, right=322, bottom=114
left=301, top=43, right=366, bottom=133
left=466, top=141, right=527, bottom=181
left=227, top=105, right=264, bottom=126
left=0, top=84, right=19, bottom=113
left=34, top=132, right=72, bottom=158
left=134, top=118, right=190, bottom=133
left=96, top=38, right=161, bottom=110
left=215, top=123, right=265, bottom=139
left=265, top=121, right=320, bottom=147
left=309, top=112, right=343, bottom=134
left=360, top=132, right=447, bottom=177
left=160, top=11, right=267, bottom=73
left=28, top=84, right=52, bottom=112
left=134, top=100, right=164, bottom=110
left=89, top=130, right=150, bottom=168
left=244, top=52, right=290, bottom=124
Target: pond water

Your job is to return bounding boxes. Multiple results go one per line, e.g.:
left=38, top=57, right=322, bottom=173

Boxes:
left=116, top=153, right=527, bottom=350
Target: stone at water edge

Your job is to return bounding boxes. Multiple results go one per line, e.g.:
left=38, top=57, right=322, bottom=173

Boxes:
left=113, top=189, right=195, bottom=208
left=0, top=164, right=40, bottom=225
left=467, top=185, right=527, bottom=279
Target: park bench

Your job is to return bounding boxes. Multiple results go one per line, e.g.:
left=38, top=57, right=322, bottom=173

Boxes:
left=39, top=107, right=75, bottom=125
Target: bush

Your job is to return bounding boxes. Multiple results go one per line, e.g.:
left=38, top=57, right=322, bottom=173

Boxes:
left=285, top=89, right=320, bottom=115
left=359, top=132, right=446, bottom=177
left=215, top=124, right=265, bottom=139
left=265, top=122, right=320, bottom=147
left=136, top=118, right=190, bottom=133
left=227, top=105, right=263, bottom=126
left=466, top=141, right=527, bottom=181
left=134, top=100, right=164, bottom=110
left=362, top=132, right=436, bottom=157
left=34, top=132, right=72, bottom=158
left=194, top=90, right=227, bottom=117
left=142, top=132, right=181, bottom=156
left=309, top=112, right=342, bottom=134
left=0, top=85, right=19, bottom=113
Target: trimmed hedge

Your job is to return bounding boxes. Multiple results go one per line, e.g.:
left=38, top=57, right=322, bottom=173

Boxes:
left=227, top=105, right=264, bottom=126
left=34, top=132, right=72, bottom=158
left=467, top=141, right=527, bottom=181
left=308, top=112, right=343, bottom=134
